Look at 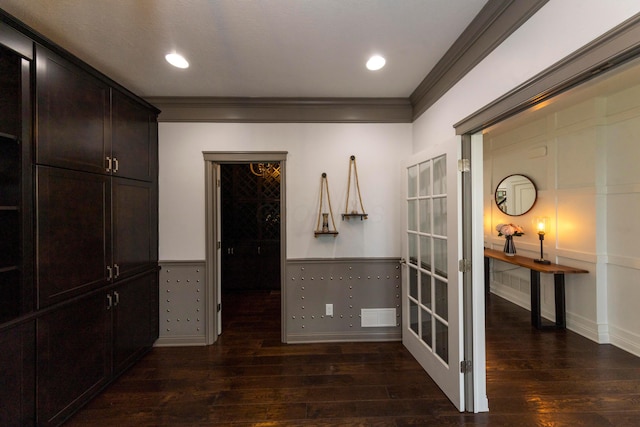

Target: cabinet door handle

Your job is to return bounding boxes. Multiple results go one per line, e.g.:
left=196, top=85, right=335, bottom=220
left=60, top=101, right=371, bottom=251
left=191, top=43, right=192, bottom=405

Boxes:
left=114, top=291, right=120, bottom=306
left=113, top=157, right=119, bottom=173
left=106, top=293, right=113, bottom=310
left=106, top=156, right=112, bottom=173
left=107, top=265, right=113, bottom=280
left=258, top=246, right=261, bottom=255
left=114, top=264, right=120, bottom=278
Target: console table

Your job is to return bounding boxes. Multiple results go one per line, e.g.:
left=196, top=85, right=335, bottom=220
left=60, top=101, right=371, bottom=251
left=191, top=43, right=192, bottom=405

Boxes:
left=484, top=248, right=588, bottom=330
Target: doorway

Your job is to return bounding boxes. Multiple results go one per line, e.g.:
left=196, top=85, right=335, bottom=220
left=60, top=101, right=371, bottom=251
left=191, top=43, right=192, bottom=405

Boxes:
left=203, top=151, right=288, bottom=345
left=220, top=163, right=281, bottom=293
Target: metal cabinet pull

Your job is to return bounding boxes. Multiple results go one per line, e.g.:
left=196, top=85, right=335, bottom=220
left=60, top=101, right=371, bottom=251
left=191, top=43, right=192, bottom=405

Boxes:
left=114, top=291, right=120, bottom=306
left=113, top=157, right=119, bottom=173
left=106, top=293, right=113, bottom=310
left=107, top=265, right=113, bottom=280
left=106, top=156, right=112, bottom=172
left=258, top=246, right=261, bottom=255
left=114, top=264, right=120, bottom=278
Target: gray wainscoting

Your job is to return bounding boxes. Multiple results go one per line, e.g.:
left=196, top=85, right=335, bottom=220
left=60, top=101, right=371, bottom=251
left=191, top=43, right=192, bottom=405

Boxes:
left=286, top=258, right=402, bottom=343
left=158, top=258, right=402, bottom=346
left=157, top=261, right=207, bottom=346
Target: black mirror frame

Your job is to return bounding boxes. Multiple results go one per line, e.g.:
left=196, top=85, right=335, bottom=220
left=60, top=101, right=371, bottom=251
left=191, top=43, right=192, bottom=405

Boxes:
left=494, top=174, right=537, bottom=216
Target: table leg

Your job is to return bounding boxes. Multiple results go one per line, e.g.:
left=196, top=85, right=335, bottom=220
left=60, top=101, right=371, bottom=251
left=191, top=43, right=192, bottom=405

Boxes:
left=530, top=270, right=542, bottom=328
left=554, top=274, right=566, bottom=328
left=484, top=256, right=490, bottom=298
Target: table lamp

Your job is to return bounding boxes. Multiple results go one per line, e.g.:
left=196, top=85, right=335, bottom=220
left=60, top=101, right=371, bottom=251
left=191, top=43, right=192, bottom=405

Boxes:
left=534, top=217, right=551, bottom=264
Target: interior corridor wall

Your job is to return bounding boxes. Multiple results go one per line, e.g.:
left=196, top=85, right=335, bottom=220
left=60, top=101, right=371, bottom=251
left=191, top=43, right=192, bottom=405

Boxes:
left=158, top=122, right=412, bottom=261
left=482, top=61, right=640, bottom=356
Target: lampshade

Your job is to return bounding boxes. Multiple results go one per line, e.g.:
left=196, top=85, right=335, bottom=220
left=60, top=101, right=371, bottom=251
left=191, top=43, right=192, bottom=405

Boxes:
left=535, top=217, right=548, bottom=234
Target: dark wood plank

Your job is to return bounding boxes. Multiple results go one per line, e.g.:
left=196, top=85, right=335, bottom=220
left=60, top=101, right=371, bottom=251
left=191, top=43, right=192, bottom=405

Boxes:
left=484, top=248, right=588, bottom=274
left=65, top=291, right=640, bottom=426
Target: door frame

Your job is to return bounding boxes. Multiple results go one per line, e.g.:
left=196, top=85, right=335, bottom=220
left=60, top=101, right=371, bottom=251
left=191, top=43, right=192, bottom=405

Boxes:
left=203, top=151, right=288, bottom=345
left=465, top=133, right=489, bottom=412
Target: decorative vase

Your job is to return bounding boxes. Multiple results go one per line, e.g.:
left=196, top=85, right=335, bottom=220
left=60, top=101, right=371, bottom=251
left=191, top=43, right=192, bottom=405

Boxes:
left=322, top=213, right=329, bottom=232
left=503, top=235, right=516, bottom=256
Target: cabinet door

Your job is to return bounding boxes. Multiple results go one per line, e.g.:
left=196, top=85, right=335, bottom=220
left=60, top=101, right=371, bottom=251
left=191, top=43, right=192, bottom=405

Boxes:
left=35, top=46, right=109, bottom=174
left=112, top=177, right=154, bottom=279
left=37, top=292, right=111, bottom=426
left=112, top=91, right=156, bottom=181
left=0, top=321, right=35, bottom=427
left=112, top=272, right=157, bottom=375
left=36, top=166, right=111, bottom=307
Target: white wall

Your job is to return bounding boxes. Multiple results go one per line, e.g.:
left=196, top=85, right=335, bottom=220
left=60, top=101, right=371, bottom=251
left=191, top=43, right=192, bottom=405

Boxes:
left=159, top=122, right=412, bottom=261
left=412, top=0, right=640, bottom=153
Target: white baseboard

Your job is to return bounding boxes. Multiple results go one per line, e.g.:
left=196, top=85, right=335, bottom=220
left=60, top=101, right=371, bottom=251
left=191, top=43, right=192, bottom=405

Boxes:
left=608, top=324, right=640, bottom=357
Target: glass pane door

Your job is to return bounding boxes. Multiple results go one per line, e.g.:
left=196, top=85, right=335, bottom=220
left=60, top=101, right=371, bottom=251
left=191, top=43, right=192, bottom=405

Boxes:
left=402, top=148, right=463, bottom=410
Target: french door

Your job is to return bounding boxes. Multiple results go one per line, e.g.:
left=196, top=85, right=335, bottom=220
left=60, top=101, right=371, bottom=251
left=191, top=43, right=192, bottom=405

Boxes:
left=402, top=144, right=464, bottom=410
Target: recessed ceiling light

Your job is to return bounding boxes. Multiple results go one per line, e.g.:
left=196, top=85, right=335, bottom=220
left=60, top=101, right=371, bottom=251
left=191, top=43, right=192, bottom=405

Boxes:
left=366, top=55, right=386, bottom=71
left=165, top=53, right=189, bottom=69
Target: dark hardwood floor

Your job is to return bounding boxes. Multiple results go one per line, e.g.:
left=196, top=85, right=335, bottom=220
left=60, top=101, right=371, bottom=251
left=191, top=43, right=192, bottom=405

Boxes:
left=65, top=291, right=640, bottom=426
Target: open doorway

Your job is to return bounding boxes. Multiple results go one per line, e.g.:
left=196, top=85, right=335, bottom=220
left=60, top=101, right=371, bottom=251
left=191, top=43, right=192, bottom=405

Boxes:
left=219, top=163, right=282, bottom=334
left=203, top=152, right=287, bottom=345
left=220, top=163, right=281, bottom=293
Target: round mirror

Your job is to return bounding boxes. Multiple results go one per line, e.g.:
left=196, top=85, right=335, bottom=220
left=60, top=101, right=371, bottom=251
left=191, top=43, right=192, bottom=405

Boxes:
left=495, top=174, right=537, bottom=216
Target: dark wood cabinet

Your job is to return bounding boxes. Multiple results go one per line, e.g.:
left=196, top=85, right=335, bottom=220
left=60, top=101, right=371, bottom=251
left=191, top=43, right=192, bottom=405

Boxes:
left=36, top=166, right=111, bottom=307
left=113, top=272, right=158, bottom=375
left=0, top=321, right=35, bottom=427
left=112, top=90, right=157, bottom=181
left=36, top=46, right=157, bottom=182
left=113, top=177, right=155, bottom=280
left=36, top=291, right=112, bottom=426
left=36, top=271, right=158, bottom=426
left=35, top=46, right=109, bottom=175
left=2, top=13, right=159, bottom=426
left=36, top=170, right=158, bottom=308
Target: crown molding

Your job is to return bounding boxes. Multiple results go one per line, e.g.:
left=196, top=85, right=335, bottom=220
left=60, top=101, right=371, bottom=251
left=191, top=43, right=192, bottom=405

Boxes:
left=454, top=12, right=640, bottom=135
left=410, top=0, right=549, bottom=120
left=146, top=1, right=547, bottom=124
left=146, top=97, right=412, bottom=123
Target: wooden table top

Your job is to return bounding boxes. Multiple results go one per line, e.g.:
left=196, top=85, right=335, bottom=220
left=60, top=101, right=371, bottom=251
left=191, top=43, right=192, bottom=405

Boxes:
left=484, top=248, right=589, bottom=275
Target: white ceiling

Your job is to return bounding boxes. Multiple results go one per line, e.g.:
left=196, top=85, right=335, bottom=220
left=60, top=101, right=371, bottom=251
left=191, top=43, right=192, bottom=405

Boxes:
left=0, top=0, right=488, bottom=98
